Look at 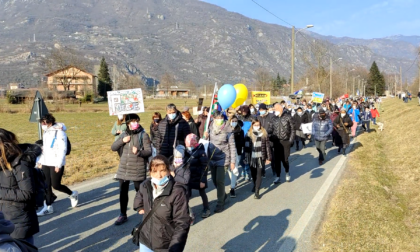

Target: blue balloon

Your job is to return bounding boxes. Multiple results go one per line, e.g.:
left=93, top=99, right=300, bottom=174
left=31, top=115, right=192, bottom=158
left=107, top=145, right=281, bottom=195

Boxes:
left=217, top=84, right=237, bottom=110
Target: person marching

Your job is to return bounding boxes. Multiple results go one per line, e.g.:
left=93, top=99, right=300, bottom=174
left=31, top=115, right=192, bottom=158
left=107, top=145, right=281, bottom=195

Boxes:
left=228, top=115, right=244, bottom=198
left=111, top=115, right=127, bottom=142
left=243, top=120, right=272, bottom=199
left=111, top=114, right=152, bottom=225
left=370, top=106, right=380, bottom=125
left=37, top=114, right=78, bottom=217
left=361, top=106, right=372, bottom=133
left=150, top=112, right=162, bottom=158
left=312, top=109, right=334, bottom=165
left=292, top=107, right=309, bottom=151
left=333, top=108, right=353, bottom=156
left=347, top=102, right=360, bottom=137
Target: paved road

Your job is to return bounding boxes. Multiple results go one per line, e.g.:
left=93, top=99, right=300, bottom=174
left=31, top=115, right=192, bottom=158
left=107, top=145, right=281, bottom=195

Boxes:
left=34, top=136, right=358, bottom=252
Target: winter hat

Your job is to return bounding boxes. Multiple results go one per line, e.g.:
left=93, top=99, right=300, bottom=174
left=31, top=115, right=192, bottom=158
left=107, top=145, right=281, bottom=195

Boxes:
left=340, top=107, right=347, bottom=112
left=318, top=108, right=326, bottom=114
left=259, top=103, right=267, bottom=110
left=35, top=140, right=43, bottom=147
left=125, top=114, right=140, bottom=123
left=173, top=145, right=185, bottom=158
left=185, top=133, right=199, bottom=148
left=182, top=106, right=190, bottom=112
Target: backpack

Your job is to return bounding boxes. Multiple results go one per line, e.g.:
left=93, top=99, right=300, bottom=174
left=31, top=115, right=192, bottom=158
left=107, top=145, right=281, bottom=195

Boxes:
left=54, top=131, right=71, bottom=155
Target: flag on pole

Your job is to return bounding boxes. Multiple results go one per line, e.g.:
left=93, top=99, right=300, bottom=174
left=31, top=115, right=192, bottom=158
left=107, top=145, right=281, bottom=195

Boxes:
left=202, top=83, right=218, bottom=139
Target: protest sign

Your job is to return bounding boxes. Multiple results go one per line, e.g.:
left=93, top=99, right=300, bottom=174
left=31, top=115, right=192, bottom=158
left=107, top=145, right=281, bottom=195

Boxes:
left=251, top=91, right=270, bottom=105
left=107, top=88, right=145, bottom=116
left=312, top=92, right=324, bottom=104
left=300, top=122, right=313, bottom=135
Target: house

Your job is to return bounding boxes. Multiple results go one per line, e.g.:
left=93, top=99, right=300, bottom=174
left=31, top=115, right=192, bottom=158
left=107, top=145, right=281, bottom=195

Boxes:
left=8, top=83, right=24, bottom=90
left=46, top=66, right=97, bottom=98
left=155, top=85, right=190, bottom=97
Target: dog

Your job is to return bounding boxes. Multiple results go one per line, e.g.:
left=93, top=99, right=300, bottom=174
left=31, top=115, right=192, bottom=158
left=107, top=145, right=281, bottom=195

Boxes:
left=377, top=122, right=384, bottom=131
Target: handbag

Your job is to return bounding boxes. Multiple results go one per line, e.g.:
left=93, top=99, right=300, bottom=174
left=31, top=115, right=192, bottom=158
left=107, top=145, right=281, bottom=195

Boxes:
left=131, top=196, right=167, bottom=246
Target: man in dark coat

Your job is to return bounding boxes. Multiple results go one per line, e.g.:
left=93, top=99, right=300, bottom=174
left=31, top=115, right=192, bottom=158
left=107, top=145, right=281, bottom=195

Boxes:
left=292, top=107, right=309, bottom=151
left=257, top=103, right=274, bottom=177
left=156, top=104, right=191, bottom=158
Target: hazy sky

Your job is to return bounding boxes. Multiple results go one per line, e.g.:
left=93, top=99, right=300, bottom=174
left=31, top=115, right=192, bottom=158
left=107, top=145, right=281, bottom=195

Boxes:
left=202, top=0, right=420, bottom=39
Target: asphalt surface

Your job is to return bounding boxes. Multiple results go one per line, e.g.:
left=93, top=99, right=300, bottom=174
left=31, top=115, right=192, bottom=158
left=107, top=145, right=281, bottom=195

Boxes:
left=34, top=135, right=358, bottom=252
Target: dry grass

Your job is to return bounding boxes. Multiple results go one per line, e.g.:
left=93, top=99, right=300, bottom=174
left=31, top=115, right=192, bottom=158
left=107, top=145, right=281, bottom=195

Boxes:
left=314, top=98, right=420, bottom=251
left=0, top=98, right=210, bottom=185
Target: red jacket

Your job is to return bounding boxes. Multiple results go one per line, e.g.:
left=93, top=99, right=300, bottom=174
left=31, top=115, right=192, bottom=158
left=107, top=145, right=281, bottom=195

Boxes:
left=371, top=109, right=380, bottom=118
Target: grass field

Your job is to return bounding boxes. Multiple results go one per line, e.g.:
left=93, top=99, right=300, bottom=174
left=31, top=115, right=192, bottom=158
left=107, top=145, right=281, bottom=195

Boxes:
left=315, top=98, right=420, bottom=251
left=0, top=98, right=211, bottom=185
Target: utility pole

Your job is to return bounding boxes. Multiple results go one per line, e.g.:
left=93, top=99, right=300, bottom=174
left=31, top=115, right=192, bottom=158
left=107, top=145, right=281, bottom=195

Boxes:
left=291, top=26, right=295, bottom=95
left=358, top=79, right=361, bottom=96
left=153, top=79, right=155, bottom=98
left=353, top=77, right=355, bottom=97
left=418, top=63, right=420, bottom=92
left=400, top=66, right=403, bottom=92
left=329, top=57, right=333, bottom=99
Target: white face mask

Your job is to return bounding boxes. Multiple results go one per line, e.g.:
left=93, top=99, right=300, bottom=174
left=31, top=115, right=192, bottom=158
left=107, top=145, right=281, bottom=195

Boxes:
left=231, top=122, right=238, bottom=128
left=341, top=113, right=346, bottom=118
left=353, top=106, right=357, bottom=109
left=297, top=112, right=303, bottom=116
left=275, top=111, right=281, bottom=116
left=253, top=126, right=260, bottom=131
left=168, top=113, right=176, bottom=120
left=250, top=108, right=255, bottom=113
left=42, top=125, right=48, bottom=131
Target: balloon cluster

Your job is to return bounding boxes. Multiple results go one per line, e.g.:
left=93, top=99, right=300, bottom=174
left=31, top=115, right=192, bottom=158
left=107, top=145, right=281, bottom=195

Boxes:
left=217, top=83, right=249, bottom=110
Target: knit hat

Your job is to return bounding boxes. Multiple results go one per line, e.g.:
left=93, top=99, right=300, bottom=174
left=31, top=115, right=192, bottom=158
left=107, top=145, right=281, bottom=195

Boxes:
left=173, top=145, right=185, bottom=158
left=259, top=103, right=267, bottom=110
left=318, top=108, right=326, bottom=114
left=185, top=134, right=199, bottom=148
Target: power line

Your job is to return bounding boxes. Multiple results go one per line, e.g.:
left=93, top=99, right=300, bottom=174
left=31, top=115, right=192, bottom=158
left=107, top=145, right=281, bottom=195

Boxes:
left=251, top=0, right=294, bottom=27
left=402, top=51, right=420, bottom=75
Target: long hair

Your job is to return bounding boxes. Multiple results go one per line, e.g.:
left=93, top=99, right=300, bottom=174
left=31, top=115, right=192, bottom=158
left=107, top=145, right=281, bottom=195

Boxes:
left=117, top=115, right=126, bottom=126
left=0, top=129, right=22, bottom=171
left=247, top=119, right=267, bottom=140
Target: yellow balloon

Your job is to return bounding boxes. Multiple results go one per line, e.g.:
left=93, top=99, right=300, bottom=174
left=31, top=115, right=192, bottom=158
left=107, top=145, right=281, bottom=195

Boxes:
left=231, top=83, right=248, bottom=108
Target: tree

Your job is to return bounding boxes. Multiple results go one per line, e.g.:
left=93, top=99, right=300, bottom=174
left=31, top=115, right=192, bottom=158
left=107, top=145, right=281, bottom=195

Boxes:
left=367, top=61, right=385, bottom=96
left=97, top=57, right=113, bottom=97
left=272, top=73, right=285, bottom=96
left=160, top=73, right=176, bottom=97
left=43, top=47, right=89, bottom=91
left=119, top=73, right=145, bottom=91
left=255, top=68, right=272, bottom=91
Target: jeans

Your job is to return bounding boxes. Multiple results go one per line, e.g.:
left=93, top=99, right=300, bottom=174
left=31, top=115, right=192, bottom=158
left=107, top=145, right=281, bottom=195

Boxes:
left=372, top=117, right=377, bottom=125
left=362, top=120, right=371, bottom=132
left=273, top=141, right=291, bottom=177
left=140, top=243, right=154, bottom=252
left=239, top=152, right=250, bottom=177
left=42, top=165, right=73, bottom=205
left=227, top=154, right=240, bottom=189
left=211, top=166, right=227, bottom=206
left=119, top=180, right=142, bottom=216
left=315, top=140, right=326, bottom=161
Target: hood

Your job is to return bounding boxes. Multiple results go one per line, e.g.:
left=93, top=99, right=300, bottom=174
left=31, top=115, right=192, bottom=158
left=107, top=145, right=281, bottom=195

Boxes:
left=0, top=212, right=15, bottom=235
left=18, top=143, right=42, bottom=166
left=45, top=123, right=67, bottom=132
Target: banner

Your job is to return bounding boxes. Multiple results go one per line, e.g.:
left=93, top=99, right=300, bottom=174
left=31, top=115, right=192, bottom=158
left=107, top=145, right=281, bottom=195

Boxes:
left=251, top=91, right=270, bottom=105
left=107, top=88, right=145, bottom=116
left=312, top=92, right=324, bottom=104
left=300, top=122, right=313, bottom=135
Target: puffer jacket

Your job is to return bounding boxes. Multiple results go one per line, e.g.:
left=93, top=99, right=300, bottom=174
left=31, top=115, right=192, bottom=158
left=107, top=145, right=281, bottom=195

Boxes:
left=150, top=122, right=160, bottom=148
left=243, top=129, right=272, bottom=164
left=39, top=123, right=67, bottom=168
left=156, top=112, right=191, bottom=158
left=229, top=123, right=244, bottom=156
left=312, top=115, right=334, bottom=141
left=0, top=212, right=37, bottom=252
left=267, top=111, right=295, bottom=143
left=111, top=125, right=152, bottom=181
left=0, top=145, right=40, bottom=240
left=257, top=113, right=274, bottom=132
left=133, top=178, right=190, bottom=252
left=207, top=121, right=237, bottom=167
left=185, top=144, right=208, bottom=190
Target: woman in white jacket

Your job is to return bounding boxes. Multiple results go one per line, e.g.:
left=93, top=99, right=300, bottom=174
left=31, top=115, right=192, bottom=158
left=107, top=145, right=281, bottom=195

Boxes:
left=37, top=114, right=78, bottom=216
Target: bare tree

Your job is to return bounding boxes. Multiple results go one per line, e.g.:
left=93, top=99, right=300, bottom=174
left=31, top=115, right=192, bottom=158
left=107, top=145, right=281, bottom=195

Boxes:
left=160, top=73, right=176, bottom=97
left=43, top=47, right=89, bottom=91
left=119, top=73, right=146, bottom=92
left=255, top=68, right=272, bottom=91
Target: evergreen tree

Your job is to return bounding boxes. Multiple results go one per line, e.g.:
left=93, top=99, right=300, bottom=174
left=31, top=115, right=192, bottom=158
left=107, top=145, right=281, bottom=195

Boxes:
left=367, top=61, right=385, bottom=96
left=97, top=57, right=113, bottom=97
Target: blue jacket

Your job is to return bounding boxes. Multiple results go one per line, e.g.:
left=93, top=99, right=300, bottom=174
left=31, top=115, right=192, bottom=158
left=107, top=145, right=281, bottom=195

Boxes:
left=312, top=115, right=333, bottom=141
left=343, top=103, right=351, bottom=111
left=347, top=108, right=360, bottom=123
left=361, top=111, right=372, bottom=121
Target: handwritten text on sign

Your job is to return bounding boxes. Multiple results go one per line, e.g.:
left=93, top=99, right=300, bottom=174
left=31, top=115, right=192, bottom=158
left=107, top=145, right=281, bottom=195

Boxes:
left=107, top=88, right=145, bottom=116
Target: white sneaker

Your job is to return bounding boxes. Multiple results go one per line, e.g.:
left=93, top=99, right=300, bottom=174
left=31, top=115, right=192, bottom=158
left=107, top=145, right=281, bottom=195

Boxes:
left=70, top=191, right=79, bottom=208
left=273, top=177, right=281, bottom=184
left=286, top=173, right=291, bottom=182
left=37, top=205, right=53, bottom=216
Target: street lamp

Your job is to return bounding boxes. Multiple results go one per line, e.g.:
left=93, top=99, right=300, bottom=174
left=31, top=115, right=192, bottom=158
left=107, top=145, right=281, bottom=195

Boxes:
left=329, top=57, right=342, bottom=98
left=291, top=24, right=314, bottom=95
left=346, top=69, right=355, bottom=94
left=353, top=75, right=360, bottom=97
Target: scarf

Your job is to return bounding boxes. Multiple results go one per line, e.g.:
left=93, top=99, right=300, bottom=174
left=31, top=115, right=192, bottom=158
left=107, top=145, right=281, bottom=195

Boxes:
left=250, top=131, right=263, bottom=168
left=212, top=122, right=225, bottom=135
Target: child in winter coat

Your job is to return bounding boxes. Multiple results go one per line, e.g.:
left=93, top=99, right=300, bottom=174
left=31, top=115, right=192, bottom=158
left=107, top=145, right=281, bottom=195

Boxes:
left=361, top=107, right=372, bottom=133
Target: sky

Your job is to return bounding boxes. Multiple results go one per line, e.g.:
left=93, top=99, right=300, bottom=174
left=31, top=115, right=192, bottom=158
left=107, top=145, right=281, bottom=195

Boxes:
left=202, top=0, right=420, bottom=39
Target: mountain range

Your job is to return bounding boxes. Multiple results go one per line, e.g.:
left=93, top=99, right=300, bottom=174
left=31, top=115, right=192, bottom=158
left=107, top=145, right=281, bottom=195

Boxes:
left=0, top=0, right=418, bottom=89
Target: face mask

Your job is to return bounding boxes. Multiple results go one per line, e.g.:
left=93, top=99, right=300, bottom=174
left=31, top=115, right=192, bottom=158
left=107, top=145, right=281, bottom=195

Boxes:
left=288, top=108, right=292, bottom=111
left=168, top=113, right=176, bottom=120
left=250, top=108, right=255, bottom=113
left=231, top=122, right=238, bottom=128
left=151, top=176, right=169, bottom=186
left=322, top=106, right=326, bottom=110
left=42, top=125, right=48, bottom=131
left=297, top=112, right=303, bottom=116
left=187, top=146, right=194, bottom=152
left=268, top=111, right=274, bottom=114
left=275, top=111, right=281, bottom=116
left=174, top=158, right=183, bottom=165
left=154, top=119, right=160, bottom=123
left=253, top=126, right=260, bottom=131
left=320, top=114, right=326, bottom=120
left=259, top=110, right=266, bottom=115
left=353, top=106, right=356, bottom=109
left=214, top=119, right=224, bottom=126
left=341, top=113, right=346, bottom=118
left=130, top=122, right=139, bottom=130
left=332, top=103, right=336, bottom=106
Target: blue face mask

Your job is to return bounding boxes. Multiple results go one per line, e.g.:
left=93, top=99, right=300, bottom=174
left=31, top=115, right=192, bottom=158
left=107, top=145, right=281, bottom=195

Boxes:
left=187, top=146, right=194, bottom=152
left=168, top=113, right=176, bottom=120
left=259, top=110, right=266, bottom=115
left=152, top=176, right=169, bottom=186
